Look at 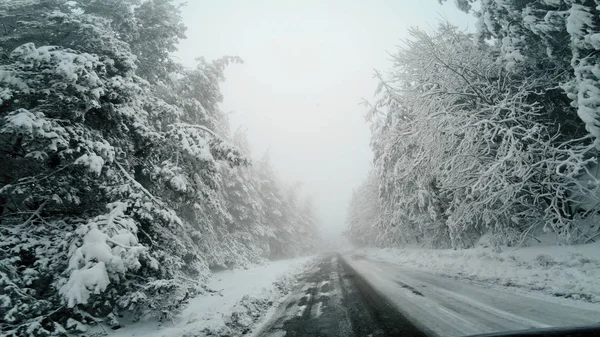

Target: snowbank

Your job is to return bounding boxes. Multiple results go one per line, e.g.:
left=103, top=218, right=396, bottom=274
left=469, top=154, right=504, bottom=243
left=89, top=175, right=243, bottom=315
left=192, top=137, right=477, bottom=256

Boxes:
left=103, top=256, right=315, bottom=337
left=356, top=242, right=600, bottom=303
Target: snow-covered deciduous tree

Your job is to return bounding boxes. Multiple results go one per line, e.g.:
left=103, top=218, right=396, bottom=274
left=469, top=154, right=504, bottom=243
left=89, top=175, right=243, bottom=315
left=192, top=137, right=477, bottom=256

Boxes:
left=350, top=23, right=600, bottom=249
left=441, top=0, right=600, bottom=145
left=344, top=171, right=381, bottom=247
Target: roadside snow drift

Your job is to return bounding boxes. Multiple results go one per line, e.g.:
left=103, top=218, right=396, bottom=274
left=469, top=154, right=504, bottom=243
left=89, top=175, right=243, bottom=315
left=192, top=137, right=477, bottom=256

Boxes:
left=103, top=256, right=315, bottom=337
left=356, top=242, right=600, bottom=303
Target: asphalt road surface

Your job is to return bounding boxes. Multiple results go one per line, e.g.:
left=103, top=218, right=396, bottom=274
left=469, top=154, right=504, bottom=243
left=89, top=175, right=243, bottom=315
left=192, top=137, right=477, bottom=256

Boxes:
left=254, top=253, right=600, bottom=337
left=255, top=253, right=427, bottom=337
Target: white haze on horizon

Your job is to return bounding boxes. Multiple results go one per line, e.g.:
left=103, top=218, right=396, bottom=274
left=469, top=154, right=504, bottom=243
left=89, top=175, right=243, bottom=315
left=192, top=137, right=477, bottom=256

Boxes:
left=176, top=0, right=474, bottom=240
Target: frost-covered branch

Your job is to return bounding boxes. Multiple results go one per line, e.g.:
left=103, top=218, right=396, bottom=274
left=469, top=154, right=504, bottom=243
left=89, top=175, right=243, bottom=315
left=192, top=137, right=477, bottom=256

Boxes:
left=351, top=23, right=599, bottom=249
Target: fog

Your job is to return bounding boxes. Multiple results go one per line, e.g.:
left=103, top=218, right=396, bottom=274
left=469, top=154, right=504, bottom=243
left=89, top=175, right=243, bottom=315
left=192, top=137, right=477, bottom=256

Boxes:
left=176, top=1, right=474, bottom=239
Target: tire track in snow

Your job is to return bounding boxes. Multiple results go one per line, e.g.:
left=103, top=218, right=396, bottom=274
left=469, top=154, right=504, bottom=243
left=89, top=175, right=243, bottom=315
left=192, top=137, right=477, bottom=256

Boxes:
left=254, top=253, right=427, bottom=337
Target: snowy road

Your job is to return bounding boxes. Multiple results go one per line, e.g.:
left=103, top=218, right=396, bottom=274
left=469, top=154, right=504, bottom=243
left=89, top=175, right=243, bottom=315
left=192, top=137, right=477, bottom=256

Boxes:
left=255, top=253, right=600, bottom=337
left=345, top=254, right=600, bottom=337
left=254, top=253, right=426, bottom=337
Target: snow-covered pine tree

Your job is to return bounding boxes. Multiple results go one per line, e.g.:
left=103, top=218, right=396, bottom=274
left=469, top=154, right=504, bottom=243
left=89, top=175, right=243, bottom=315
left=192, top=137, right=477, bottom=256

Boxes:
left=1, top=2, right=320, bottom=335
left=0, top=1, right=158, bottom=333
left=222, top=129, right=274, bottom=260
left=252, top=153, right=319, bottom=258
left=0, top=1, right=258, bottom=335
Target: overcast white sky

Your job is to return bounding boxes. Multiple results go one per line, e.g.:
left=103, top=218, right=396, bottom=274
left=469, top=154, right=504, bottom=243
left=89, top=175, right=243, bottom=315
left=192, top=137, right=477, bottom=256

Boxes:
left=175, top=0, right=474, bottom=239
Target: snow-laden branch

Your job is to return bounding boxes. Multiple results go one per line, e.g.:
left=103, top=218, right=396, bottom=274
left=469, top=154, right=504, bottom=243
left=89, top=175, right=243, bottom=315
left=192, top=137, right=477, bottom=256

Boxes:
left=352, top=24, right=600, bottom=249
left=115, top=161, right=165, bottom=207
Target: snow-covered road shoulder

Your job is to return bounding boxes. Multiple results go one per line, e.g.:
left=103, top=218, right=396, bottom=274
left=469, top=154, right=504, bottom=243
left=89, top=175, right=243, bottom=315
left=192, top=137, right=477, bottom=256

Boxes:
left=354, top=242, right=600, bottom=303
left=342, top=254, right=600, bottom=337
left=105, top=256, right=316, bottom=337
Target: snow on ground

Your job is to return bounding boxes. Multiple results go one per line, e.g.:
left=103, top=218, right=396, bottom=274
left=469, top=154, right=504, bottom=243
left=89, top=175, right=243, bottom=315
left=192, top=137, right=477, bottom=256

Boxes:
left=103, top=256, right=315, bottom=337
left=354, top=241, right=600, bottom=303
left=345, top=256, right=600, bottom=337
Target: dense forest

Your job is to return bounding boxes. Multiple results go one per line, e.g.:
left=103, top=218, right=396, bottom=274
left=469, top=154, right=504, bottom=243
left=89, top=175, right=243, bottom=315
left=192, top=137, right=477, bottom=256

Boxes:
left=0, top=1, right=319, bottom=335
left=346, top=0, right=600, bottom=248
